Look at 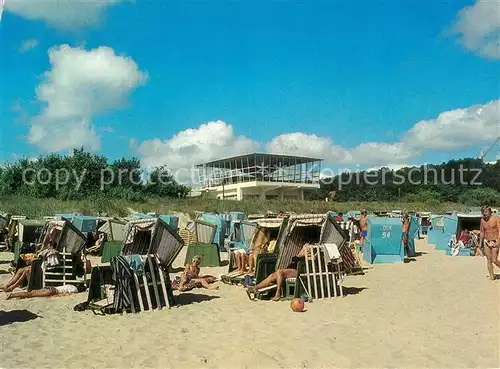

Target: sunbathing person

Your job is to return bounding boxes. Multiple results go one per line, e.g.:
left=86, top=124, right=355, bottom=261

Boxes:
left=1, top=253, right=38, bottom=292
left=179, top=255, right=219, bottom=291
left=86, top=233, right=105, bottom=255
left=246, top=239, right=277, bottom=276
left=246, top=244, right=312, bottom=301
left=6, top=284, right=83, bottom=300
left=1, top=265, right=31, bottom=292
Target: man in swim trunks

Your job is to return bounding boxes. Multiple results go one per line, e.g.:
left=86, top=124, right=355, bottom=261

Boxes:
left=479, top=205, right=500, bottom=280
left=401, top=214, right=410, bottom=255
left=359, top=210, right=368, bottom=249
left=245, top=243, right=313, bottom=301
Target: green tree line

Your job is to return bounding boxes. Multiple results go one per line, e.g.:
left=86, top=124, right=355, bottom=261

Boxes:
left=312, top=158, right=500, bottom=206
left=0, top=148, right=190, bottom=202
left=0, top=149, right=498, bottom=207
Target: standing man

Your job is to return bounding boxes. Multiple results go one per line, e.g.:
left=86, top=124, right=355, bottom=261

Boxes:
left=479, top=205, right=500, bottom=280
left=401, top=214, right=410, bottom=256
left=359, top=210, right=368, bottom=248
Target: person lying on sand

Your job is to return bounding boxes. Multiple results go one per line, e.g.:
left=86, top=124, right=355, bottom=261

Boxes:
left=5, top=284, right=84, bottom=300
left=86, top=233, right=105, bottom=255
left=178, top=255, right=219, bottom=291
left=245, top=243, right=313, bottom=301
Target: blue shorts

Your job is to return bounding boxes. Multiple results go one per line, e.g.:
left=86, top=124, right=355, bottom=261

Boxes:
left=361, top=230, right=367, bottom=238
left=402, top=232, right=408, bottom=244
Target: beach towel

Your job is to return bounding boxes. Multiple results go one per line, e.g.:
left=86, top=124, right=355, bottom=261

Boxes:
left=323, top=243, right=341, bottom=261
left=123, top=255, right=144, bottom=277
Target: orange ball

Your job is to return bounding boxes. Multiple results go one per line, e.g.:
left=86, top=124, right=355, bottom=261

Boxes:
left=290, top=298, right=305, bottom=312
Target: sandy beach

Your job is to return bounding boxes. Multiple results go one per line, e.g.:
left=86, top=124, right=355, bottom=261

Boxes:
left=1, top=238, right=499, bottom=369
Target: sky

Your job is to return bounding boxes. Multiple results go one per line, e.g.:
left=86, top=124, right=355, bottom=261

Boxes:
left=0, top=0, right=499, bottom=184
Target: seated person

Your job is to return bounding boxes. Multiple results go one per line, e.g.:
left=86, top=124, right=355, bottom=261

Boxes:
left=6, top=284, right=84, bottom=300
left=458, top=229, right=471, bottom=244
left=86, top=233, right=105, bottom=255
left=245, top=244, right=313, bottom=301
left=179, top=255, right=218, bottom=291
left=1, top=254, right=38, bottom=292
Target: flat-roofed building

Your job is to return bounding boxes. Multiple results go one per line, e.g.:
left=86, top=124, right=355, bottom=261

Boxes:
left=196, top=153, right=322, bottom=200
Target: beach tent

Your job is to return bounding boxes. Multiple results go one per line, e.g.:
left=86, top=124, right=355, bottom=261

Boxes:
left=121, top=218, right=184, bottom=266
left=253, top=213, right=352, bottom=300
left=442, top=213, right=482, bottom=255
left=227, top=219, right=258, bottom=252
left=38, top=219, right=87, bottom=255
left=0, top=212, right=10, bottom=229
left=12, top=219, right=46, bottom=262
left=407, top=216, right=419, bottom=257
left=125, top=212, right=155, bottom=221
left=418, top=212, right=431, bottom=235
left=55, top=213, right=78, bottom=222
left=183, top=218, right=221, bottom=267
left=0, top=213, right=11, bottom=242
left=221, top=217, right=286, bottom=283
left=229, top=211, right=246, bottom=221
left=427, top=214, right=443, bottom=245
left=98, top=218, right=127, bottom=263
left=159, top=215, right=179, bottom=231
left=6, top=215, right=27, bottom=250
left=72, top=215, right=98, bottom=234
left=433, top=214, right=457, bottom=250
left=86, top=218, right=184, bottom=314
left=26, top=219, right=88, bottom=291
left=198, top=213, right=227, bottom=250
left=363, top=217, right=406, bottom=263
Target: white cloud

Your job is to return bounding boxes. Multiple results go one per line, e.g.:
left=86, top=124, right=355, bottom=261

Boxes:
left=404, top=100, right=499, bottom=151
left=5, top=0, right=126, bottom=29
left=137, top=121, right=259, bottom=184
left=135, top=100, right=498, bottom=184
left=366, top=163, right=412, bottom=172
left=451, top=0, right=500, bottom=59
left=19, top=38, right=38, bottom=53
left=266, top=133, right=415, bottom=165
left=27, top=44, right=147, bottom=152
left=267, top=133, right=347, bottom=162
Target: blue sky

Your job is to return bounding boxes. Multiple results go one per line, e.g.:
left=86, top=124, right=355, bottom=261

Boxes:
left=1, top=0, right=499, bottom=178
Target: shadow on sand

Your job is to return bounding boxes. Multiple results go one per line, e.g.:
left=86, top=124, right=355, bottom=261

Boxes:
left=414, top=251, right=427, bottom=257
left=174, top=293, right=221, bottom=306
left=341, top=286, right=367, bottom=296
left=0, top=309, right=41, bottom=326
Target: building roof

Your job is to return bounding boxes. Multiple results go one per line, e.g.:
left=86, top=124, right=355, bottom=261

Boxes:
left=196, top=152, right=323, bottom=168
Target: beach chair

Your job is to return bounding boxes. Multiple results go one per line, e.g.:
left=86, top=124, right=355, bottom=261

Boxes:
left=86, top=218, right=183, bottom=314
left=223, top=217, right=286, bottom=284
left=251, top=213, right=348, bottom=300
left=294, top=244, right=344, bottom=300
left=183, top=219, right=221, bottom=267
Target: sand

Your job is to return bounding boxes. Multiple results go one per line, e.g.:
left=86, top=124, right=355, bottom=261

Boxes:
left=1, top=238, right=499, bottom=368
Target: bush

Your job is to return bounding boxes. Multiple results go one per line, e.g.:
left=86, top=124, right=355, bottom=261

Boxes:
left=458, top=188, right=500, bottom=206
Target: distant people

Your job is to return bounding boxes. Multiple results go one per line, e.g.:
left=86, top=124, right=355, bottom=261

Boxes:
left=402, top=214, right=410, bottom=255
left=359, top=210, right=368, bottom=245
left=335, top=212, right=343, bottom=223
left=86, top=233, right=105, bottom=255
left=458, top=229, right=471, bottom=244
left=479, top=205, right=500, bottom=280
